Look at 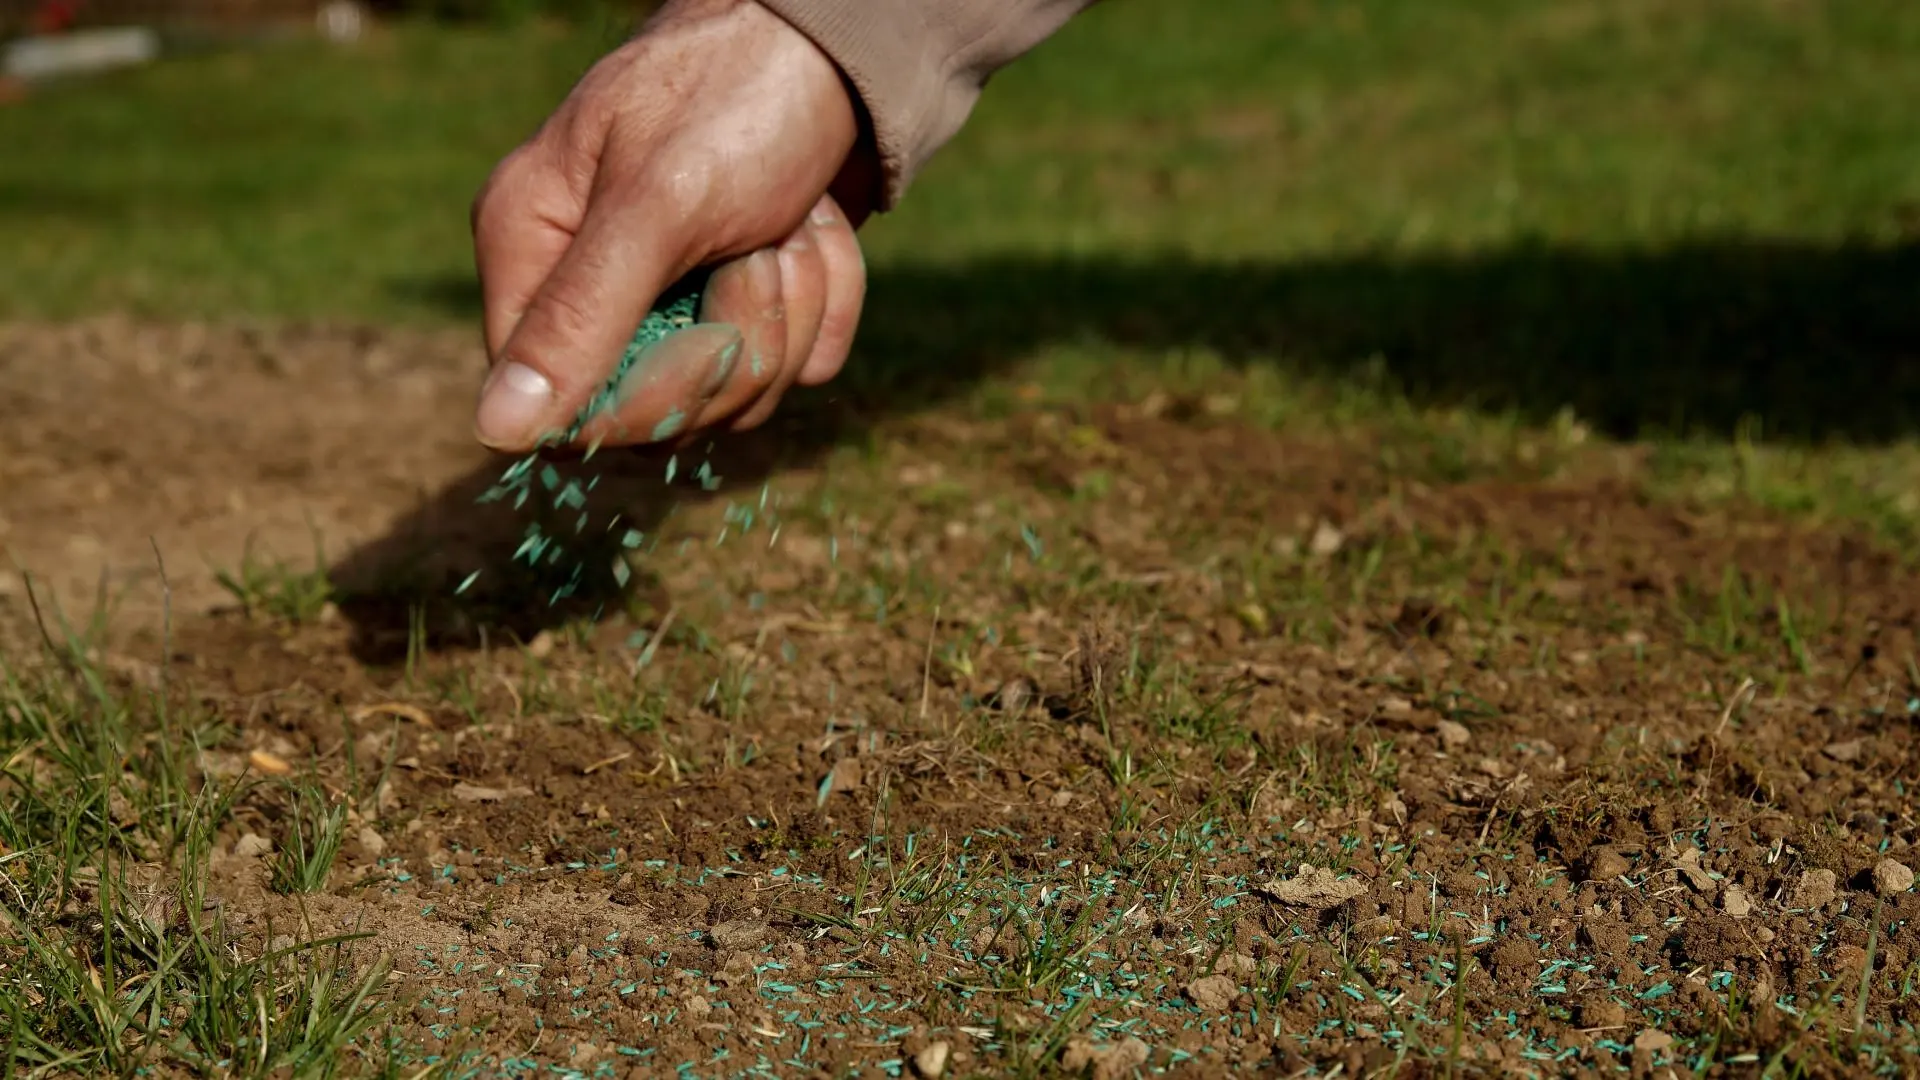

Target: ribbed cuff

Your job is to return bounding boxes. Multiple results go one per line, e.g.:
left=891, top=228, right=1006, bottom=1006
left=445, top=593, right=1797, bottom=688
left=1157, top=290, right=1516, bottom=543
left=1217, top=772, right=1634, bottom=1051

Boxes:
left=756, top=0, right=980, bottom=211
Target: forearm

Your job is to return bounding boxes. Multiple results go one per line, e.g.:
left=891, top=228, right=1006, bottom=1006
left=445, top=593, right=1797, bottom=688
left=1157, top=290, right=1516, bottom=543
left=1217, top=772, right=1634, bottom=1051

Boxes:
left=757, top=0, right=1100, bottom=208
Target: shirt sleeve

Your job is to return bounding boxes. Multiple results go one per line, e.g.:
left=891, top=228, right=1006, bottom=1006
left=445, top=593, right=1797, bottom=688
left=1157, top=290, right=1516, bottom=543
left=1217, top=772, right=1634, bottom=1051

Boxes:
left=757, top=0, right=1101, bottom=209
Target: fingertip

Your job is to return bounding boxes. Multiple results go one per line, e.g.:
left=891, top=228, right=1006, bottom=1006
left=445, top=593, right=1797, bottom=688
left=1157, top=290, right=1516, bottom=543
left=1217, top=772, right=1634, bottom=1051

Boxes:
left=797, top=195, right=866, bottom=387
left=475, top=359, right=559, bottom=452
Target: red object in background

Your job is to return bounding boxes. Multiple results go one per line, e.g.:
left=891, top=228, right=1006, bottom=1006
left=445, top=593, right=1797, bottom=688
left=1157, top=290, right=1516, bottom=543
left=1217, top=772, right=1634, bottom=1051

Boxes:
left=30, top=0, right=82, bottom=34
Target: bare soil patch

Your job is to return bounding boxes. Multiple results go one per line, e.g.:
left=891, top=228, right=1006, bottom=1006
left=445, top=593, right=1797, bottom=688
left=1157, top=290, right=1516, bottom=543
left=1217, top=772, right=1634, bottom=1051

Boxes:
left=5, top=319, right=1918, bottom=1077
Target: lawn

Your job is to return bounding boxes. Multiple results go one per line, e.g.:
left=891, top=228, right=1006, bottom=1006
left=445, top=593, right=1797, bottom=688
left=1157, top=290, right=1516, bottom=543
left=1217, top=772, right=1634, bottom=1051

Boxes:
left=3, top=0, right=1920, bottom=1076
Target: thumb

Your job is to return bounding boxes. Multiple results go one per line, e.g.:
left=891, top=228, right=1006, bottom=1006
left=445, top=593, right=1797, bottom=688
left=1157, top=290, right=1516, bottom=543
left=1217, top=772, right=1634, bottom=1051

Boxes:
left=473, top=189, right=701, bottom=452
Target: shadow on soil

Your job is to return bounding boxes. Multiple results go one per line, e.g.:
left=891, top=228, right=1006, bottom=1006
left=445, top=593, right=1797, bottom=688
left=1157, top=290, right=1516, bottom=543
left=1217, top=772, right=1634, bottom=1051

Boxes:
left=332, top=236, right=1920, bottom=662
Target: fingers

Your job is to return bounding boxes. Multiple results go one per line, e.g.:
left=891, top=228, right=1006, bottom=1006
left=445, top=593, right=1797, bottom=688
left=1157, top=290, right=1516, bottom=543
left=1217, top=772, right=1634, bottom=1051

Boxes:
left=473, top=172, right=697, bottom=453
left=471, top=146, right=576, bottom=361
left=476, top=186, right=866, bottom=452
left=570, top=322, right=746, bottom=448
left=679, top=195, right=864, bottom=435
left=796, top=196, right=865, bottom=388
left=725, top=208, right=828, bottom=431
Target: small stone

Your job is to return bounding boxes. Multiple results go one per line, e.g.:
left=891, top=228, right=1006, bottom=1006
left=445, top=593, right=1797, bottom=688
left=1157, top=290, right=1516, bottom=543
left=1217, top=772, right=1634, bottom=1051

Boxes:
left=913, top=1041, right=950, bottom=1078
left=1436, top=720, right=1471, bottom=750
left=268, top=934, right=297, bottom=954
left=527, top=630, right=557, bottom=659
left=1582, top=846, right=1630, bottom=882
left=1873, top=859, right=1914, bottom=897
left=1633, top=1029, right=1673, bottom=1053
left=990, top=678, right=1034, bottom=714
left=357, top=827, right=385, bottom=857
left=1821, top=740, right=1864, bottom=764
left=1722, top=885, right=1753, bottom=918
left=1671, top=847, right=1715, bottom=892
left=1184, top=973, right=1237, bottom=1012
left=233, top=833, right=273, bottom=858
left=452, top=782, right=532, bottom=803
left=1308, top=520, right=1344, bottom=558
left=1789, top=868, right=1837, bottom=911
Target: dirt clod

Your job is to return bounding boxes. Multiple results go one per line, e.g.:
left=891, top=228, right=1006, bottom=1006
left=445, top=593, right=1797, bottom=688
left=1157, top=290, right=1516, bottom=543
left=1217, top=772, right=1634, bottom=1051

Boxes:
left=1582, top=846, right=1631, bottom=882
left=1184, top=973, right=1238, bottom=1012
left=232, top=833, right=272, bottom=858
left=1258, top=864, right=1367, bottom=908
left=1873, top=858, right=1915, bottom=896
left=1062, top=1035, right=1151, bottom=1080
left=1790, top=868, right=1838, bottom=911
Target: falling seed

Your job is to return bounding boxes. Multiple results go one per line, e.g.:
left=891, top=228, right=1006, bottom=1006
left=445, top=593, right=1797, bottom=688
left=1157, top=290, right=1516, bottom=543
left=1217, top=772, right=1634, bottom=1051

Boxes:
left=456, top=570, right=481, bottom=594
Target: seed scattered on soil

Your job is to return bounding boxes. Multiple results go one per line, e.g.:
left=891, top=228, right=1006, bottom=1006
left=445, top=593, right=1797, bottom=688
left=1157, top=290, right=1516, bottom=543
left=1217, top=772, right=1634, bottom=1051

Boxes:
left=470, top=274, right=709, bottom=604
left=1873, top=857, right=1915, bottom=896
left=247, top=748, right=292, bottom=775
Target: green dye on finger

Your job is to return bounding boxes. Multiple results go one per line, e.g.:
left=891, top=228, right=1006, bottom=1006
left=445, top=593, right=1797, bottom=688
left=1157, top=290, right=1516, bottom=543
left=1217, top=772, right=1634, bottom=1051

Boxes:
left=651, top=407, right=687, bottom=441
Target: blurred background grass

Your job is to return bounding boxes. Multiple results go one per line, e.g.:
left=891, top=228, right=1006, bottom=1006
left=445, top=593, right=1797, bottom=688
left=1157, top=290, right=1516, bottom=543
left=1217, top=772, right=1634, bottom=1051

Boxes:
left=3, top=0, right=1918, bottom=456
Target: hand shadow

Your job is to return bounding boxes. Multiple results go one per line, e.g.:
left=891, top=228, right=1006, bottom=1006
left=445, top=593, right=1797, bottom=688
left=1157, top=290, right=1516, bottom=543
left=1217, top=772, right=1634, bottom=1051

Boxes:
left=343, top=235, right=1920, bottom=663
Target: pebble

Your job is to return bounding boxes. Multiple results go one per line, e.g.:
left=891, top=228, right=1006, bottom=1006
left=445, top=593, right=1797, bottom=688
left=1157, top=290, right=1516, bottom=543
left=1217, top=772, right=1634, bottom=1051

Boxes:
left=233, top=833, right=274, bottom=858
left=913, top=1041, right=950, bottom=1079
left=1822, top=740, right=1864, bottom=763
left=1721, top=884, right=1753, bottom=918
left=1435, top=719, right=1471, bottom=750
left=1873, top=858, right=1914, bottom=896
left=1183, top=973, right=1237, bottom=1012
left=357, top=827, right=386, bottom=857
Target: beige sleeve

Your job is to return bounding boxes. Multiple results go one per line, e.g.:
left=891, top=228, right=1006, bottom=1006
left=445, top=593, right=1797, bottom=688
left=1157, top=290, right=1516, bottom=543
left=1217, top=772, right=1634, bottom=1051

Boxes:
left=757, top=0, right=1101, bottom=209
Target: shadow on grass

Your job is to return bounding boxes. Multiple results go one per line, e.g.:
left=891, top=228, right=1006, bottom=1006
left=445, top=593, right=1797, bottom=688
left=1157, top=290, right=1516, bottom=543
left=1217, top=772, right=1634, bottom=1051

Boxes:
left=331, top=235, right=1920, bottom=662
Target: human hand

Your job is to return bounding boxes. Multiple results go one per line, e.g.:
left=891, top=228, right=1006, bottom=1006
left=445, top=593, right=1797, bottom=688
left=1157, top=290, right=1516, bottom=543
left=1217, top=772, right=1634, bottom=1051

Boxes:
left=469, top=0, right=879, bottom=454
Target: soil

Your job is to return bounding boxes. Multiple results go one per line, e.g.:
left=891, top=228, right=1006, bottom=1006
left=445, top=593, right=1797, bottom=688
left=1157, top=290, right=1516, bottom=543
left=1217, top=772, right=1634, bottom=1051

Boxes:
left=4, top=317, right=1919, bottom=1078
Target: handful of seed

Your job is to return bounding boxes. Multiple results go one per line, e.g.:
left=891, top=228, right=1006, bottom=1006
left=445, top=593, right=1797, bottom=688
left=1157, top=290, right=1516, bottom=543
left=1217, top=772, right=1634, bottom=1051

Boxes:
left=460, top=271, right=712, bottom=607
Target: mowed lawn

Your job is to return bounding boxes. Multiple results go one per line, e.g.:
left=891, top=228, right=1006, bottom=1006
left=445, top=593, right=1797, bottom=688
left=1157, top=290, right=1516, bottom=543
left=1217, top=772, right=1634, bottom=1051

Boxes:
left=5, top=2, right=1920, bottom=1078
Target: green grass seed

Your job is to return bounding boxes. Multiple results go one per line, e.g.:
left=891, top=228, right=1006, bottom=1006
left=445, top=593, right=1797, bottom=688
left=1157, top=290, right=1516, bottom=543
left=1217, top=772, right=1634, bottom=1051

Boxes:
left=467, top=272, right=709, bottom=606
